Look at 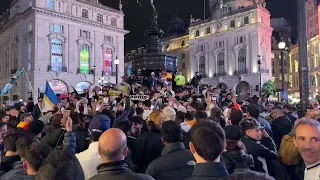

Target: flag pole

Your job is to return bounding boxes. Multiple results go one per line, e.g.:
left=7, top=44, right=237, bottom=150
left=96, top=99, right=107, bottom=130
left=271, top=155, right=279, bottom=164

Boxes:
left=23, top=70, right=34, bottom=93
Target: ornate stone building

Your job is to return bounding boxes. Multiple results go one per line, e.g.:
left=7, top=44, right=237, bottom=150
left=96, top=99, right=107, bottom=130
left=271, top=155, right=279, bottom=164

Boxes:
left=0, top=0, right=128, bottom=103
left=162, top=0, right=273, bottom=95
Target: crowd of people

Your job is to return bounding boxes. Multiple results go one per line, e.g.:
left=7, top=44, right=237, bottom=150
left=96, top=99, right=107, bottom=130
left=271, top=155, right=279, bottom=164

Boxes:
left=0, top=70, right=319, bottom=180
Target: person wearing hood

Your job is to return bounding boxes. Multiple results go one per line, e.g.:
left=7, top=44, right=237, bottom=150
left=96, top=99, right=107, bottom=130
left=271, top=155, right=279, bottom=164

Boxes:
left=270, top=106, right=293, bottom=150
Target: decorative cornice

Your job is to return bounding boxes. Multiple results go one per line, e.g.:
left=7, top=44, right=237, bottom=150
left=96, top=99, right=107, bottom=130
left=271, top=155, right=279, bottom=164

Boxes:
left=33, top=7, right=129, bottom=35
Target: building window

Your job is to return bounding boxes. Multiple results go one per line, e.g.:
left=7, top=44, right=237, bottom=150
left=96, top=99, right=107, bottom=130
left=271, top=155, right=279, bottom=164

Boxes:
left=181, top=53, right=186, bottom=59
left=46, top=0, right=54, bottom=9
left=311, top=75, right=317, bottom=86
left=219, top=41, right=223, bottom=48
left=27, top=42, right=32, bottom=71
left=52, top=24, right=63, bottom=33
left=111, top=18, right=117, bottom=26
left=238, top=49, right=246, bottom=74
left=199, top=56, right=206, bottom=76
left=217, top=52, right=225, bottom=74
left=181, top=40, right=185, bottom=47
left=51, top=39, right=63, bottom=72
left=206, top=27, right=211, bottom=34
left=104, top=48, right=113, bottom=74
left=97, top=14, right=103, bottom=23
left=182, top=62, right=186, bottom=70
left=82, top=9, right=89, bottom=18
left=244, top=16, right=249, bottom=25
left=28, top=24, right=32, bottom=32
left=272, top=69, right=275, bottom=74
left=80, top=44, right=90, bottom=74
left=271, top=53, right=275, bottom=58
left=80, top=30, right=90, bottom=39
left=104, top=35, right=112, bottom=43
left=199, top=45, right=205, bottom=52
left=230, top=20, right=235, bottom=28
left=66, top=5, right=71, bottom=14
left=195, top=30, right=200, bottom=37
left=272, top=61, right=274, bottom=66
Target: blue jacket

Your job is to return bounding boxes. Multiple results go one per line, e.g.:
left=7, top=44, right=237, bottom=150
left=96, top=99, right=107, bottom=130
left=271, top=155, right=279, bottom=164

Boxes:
left=64, top=131, right=76, bottom=154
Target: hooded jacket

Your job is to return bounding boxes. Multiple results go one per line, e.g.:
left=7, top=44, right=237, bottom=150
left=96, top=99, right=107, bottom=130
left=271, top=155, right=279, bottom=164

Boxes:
left=271, top=115, right=293, bottom=150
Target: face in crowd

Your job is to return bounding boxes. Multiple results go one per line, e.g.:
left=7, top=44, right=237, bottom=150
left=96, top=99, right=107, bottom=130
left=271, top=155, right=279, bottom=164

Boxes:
left=294, top=120, right=320, bottom=166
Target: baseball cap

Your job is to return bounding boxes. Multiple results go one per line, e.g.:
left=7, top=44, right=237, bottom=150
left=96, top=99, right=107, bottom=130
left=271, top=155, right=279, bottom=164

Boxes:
left=224, top=125, right=242, bottom=141
left=88, top=114, right=111, bottom=135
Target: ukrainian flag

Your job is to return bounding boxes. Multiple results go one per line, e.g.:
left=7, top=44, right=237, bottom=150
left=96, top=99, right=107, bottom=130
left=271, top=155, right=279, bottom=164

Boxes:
left=42, top=81, right=59, bottom=113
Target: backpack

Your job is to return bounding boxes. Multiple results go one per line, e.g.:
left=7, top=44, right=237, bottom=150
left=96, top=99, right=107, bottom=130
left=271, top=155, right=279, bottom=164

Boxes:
left=224, top=153, right=250, bottom=174
left=278, top=134, right=300, bottom=165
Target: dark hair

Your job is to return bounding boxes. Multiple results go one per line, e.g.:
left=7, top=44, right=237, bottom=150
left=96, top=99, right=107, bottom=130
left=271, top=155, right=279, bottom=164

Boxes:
left=247, top=105, right=260, bottom=119
left=50, top=114, right=63, bottom=128
left=135, top=107, right=144, bottom=116
left=144, top=100, right=152, bottom=108
left=230, top=109, right=244, bottom=126
left=226, top=140, right=246, bottom=152
left=25, top=143, right=52, bottom=171
left=175, top=111, right=185, bottom=124
left=195, top=110, right=208, bottom=122
left=284, top=104, right=293, bottom=112
left=90, top=132, right=102, bottom=142
left=228, top=171, right=275, bottom=180
left=117, top=121, right=133, bottom=135
left=16, top=134, right=39, bottom=159
left=130, top=116, right=143, bottom=125
left=185, top=111, right=195, bottom=121
left=36, top=150, right=85, bottom=180
left=70, top=112, right=80, bottom=125
left=0, top=114, right=7, bottom=120
left=190, top=121, right=225, bottom=161
left=3, top=133, right=23, bottom=152
left=161, top=121, right=182, bottom=143
left=210, top=107, right=222, bottom=119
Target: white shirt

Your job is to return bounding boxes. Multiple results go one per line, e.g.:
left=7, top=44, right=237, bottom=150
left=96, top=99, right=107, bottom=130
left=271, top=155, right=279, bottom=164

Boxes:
left=143, top=109, right=152, bottom=120
left=304, top=161, right=320, bottom=180
left=75, top=142, right=101, bottom=180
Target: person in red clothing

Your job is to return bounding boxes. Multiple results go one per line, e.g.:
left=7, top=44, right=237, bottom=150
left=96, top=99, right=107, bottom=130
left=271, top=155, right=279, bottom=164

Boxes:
left=17, top=113, right=34, bottom=130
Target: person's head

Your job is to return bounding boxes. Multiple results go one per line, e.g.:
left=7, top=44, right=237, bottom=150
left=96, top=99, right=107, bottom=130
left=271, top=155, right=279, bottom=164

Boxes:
left=163, top=107, right=176, bottom=121
left=16, top=134, right=39, bottom=159
left=161, top=121, right=182, bottom=145
left=195, top=110, right=207, bottom=122
left=20, top=113, right=34, bottom=123
left=37, top=98, right=43, bottom=106
left=135, top=107, right=144, bottom=116
left=224, top=125, right=245, bottom=152
left=8, top=108, right=19, bottom=117
left=98, top=128, right=128, bottom=163
left=185, top=111, right=195, bottom=121
left=210, top=107, right=222, bottom=119
left=229, top=109, right=244, bottom=126
left=27, top=120, right=44, bottom=139
left=147, top=111, right=165, bottom=130
left=36, top=150, right=84, bottom=180
left=24, top=143, right=52, bottom=175
left=3, top=133, right=23, bottom=154
left=175, top=111, right=185, bottom=124
left=227, top=171, right=275, bottom=180
left=0, top=114, right=9, bottom=123
left=284, top=104, right=293, bottom=113
left=179, top=71, right=183, bottom=75
left=294, top=120, right=320, bottom=166
left=240, top=118, right=263, bottom=141
left=266, top=104, right=274, bottom=112
left=271, top=106, right=284, bottom=120
left=189, top=121, right=225, bottom=163
left=0, top=122, right=7, bottom=138
left=246, top=104, right=260, bottom=119
left=117, top=121, right=135, bottom=137
left=143, top=100, right=152, bottom=110
left=130, top=116, right=143, bottom=137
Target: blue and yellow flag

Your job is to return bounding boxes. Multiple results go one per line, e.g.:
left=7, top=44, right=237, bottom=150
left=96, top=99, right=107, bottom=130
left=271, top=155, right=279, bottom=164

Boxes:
left=42, top=81, right=59, bottom=113
left=0, top=65, right=25, bottom=96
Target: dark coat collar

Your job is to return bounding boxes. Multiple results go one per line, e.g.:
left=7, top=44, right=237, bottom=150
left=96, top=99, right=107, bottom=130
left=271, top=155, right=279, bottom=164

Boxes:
left=192, top=162, right=229, bottom=178
left=97, top=160, right=131, bottom=173
left=161, top=142, right=185, bottom=156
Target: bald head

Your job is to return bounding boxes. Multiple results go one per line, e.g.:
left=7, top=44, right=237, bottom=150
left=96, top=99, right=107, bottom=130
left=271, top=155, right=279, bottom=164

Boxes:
left=98, top=128, right=128, bottom=162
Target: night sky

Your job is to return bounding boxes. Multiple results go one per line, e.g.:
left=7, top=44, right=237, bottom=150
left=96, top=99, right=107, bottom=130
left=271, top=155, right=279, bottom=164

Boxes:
left=0, top=0, right=297, bottom=52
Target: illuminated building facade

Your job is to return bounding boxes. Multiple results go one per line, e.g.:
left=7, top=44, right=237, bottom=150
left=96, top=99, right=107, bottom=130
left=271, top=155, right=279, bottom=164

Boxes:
left=162, top=0, right=273, bottom=95
left=0, top=0, right=127, bottom=103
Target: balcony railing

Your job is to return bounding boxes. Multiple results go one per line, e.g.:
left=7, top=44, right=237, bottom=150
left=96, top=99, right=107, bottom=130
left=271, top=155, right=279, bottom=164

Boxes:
left=214, top=72, right=226, bottom=77
left=77, top=68, right=95, bottom=74
left=234, top=69, right=248, bottom=75
left=47, top=65, right=67, bottom=72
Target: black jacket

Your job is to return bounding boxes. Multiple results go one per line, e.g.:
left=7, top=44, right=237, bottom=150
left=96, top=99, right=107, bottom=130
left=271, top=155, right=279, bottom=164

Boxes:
left=241, top=136, right=278, bottom=173
left=146, top=142, right=195, bottom=180
left=133, top=129, right=164, bottom=173
left=220, top=150, right=255, bottom=174
left=271, top=115, right=293, bottom=150
left=1, top=161, right=28, bottom=180
left=89, top=160, right=154, bottom=180
left=286, top=112, right=297, bottom=125
left=0, top=155, right=20, bottom=175
left=41, top=126, right=89, bottom=153
left=186, top=162, right=229, bottom=180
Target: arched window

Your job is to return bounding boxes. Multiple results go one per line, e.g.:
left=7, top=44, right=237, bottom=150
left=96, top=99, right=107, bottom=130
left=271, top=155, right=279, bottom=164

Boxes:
left=80, top=44, right=90, bottom=74
left=97, top=14, right=103, bottom=23
left=199, top=56, right=206, bottom=76
left=5, top=49, right=9, bottom=76
left=104, top=48, right=113, bottom=74
left=51, top=39, right=63, bottom=72
left=217, top=52, right=225, bottom=74
left=238, top=49, right=246, bottom=74
left=46, top=0, right=54, bottom=9
left=27, top=42, right=32, bottom=71
left=82, top=9, right=88, bottom=18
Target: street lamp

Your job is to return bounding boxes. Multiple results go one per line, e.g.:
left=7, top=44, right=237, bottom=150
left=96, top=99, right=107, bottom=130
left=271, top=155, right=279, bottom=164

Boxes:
left=92, top=65, right=96, bottom=85
left=98, top=77, right=107, bottom=88
left=278, top=41, right=287, bottom=101
left=257, top=55, right=262, bottom=95
left=114, top=57, right=120, bottom=84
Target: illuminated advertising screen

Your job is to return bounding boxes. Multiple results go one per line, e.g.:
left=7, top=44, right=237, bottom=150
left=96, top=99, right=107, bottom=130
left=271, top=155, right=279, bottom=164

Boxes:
left=104, top=49, right=112, bottom=74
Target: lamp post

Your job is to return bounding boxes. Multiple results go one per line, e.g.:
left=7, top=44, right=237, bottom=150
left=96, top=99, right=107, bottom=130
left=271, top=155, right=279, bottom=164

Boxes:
left=98, top=77, right=107, bottom=88
left=92, top=65, right=96, bottom=85
left=257, top=55, right=262, bottom=96
left=278, top=41, right=287, bottom=101
left=114, top=57, right=120, bottom=84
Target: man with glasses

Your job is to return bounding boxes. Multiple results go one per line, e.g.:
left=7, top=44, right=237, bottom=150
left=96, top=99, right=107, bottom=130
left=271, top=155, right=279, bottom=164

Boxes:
left=240, top=118, right=278, bottom=173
